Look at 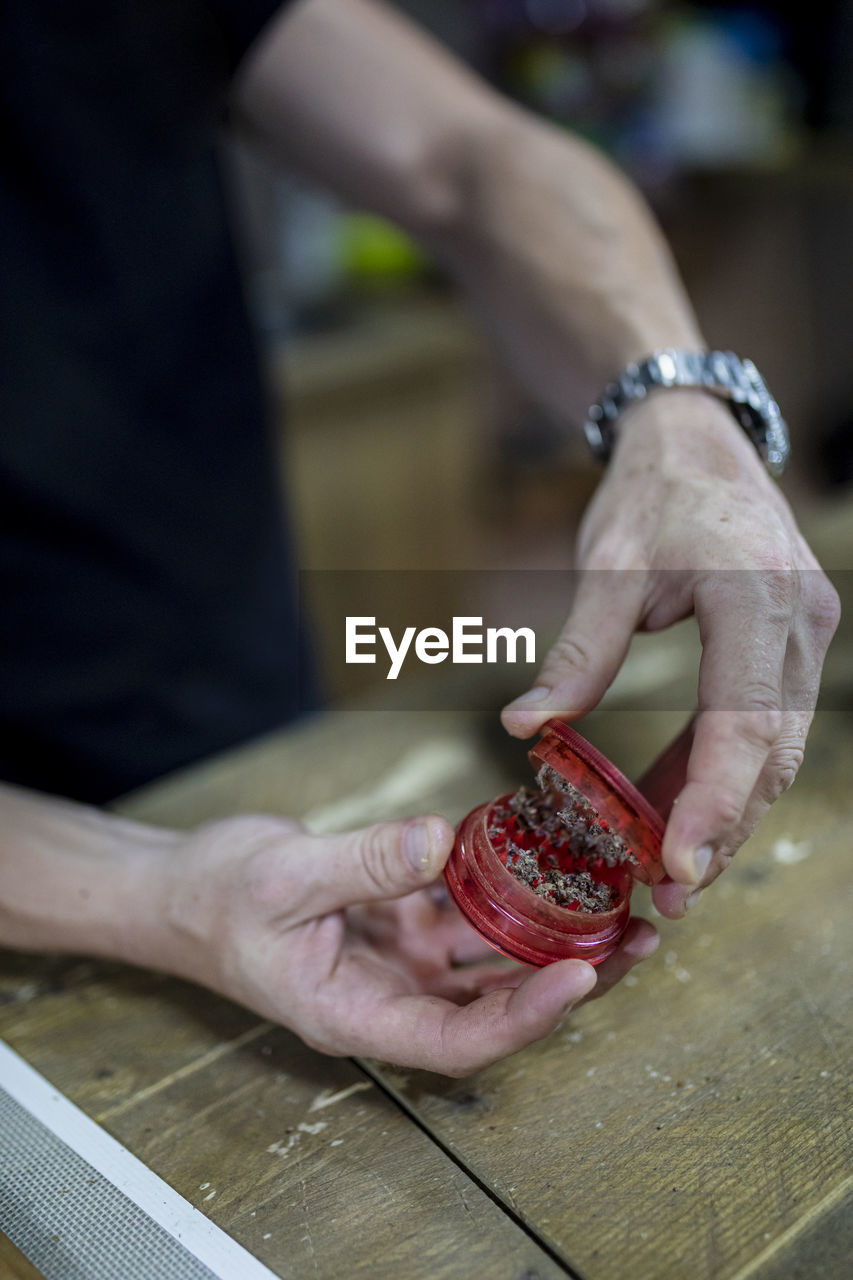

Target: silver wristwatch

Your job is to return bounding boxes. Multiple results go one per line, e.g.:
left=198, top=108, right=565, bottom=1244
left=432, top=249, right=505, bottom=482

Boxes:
left=584, top=349, right=790, bottom=477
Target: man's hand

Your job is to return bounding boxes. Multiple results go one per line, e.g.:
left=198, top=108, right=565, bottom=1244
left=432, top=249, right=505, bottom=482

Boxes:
left=0, top=783, right=656, bottom=1077
left=502, top=393, right=840, bottom=917
left=161, top=813, right=658, bottom=1076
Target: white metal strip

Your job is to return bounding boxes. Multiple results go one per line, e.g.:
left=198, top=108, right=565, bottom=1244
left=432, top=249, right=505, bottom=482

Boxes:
left=0, top=1040, right=278, bottom=1280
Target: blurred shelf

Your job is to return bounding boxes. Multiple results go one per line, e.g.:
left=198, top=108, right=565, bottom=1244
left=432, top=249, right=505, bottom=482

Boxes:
left=268, top=292, right=483, bottom=410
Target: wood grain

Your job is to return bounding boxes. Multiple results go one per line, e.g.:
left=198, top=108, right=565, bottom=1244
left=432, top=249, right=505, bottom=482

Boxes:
left=113, top=693, right=852, bottom=1280
left=0, top=906, right=565, bottom=1279
left=0, top=1232, right=45, bottom=1280
left=368, top=710, right=852, bottom=1280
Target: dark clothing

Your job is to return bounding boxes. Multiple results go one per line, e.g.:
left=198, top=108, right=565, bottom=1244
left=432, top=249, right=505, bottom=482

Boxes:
left=0, top=0, right=314, bottom=804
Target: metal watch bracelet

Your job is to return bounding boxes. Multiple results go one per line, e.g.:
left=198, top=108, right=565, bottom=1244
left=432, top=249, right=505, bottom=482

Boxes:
left=584, top=349, right=790, bottom=477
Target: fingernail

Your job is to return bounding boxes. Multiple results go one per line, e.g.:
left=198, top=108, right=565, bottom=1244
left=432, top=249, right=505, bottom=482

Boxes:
left=690, top=844, right=713, bottom=884
left=684, top=889, right=703, bottom=912
left=505, top=686, right=551, bottom=712
left=404, top=821, right=431, bottom=872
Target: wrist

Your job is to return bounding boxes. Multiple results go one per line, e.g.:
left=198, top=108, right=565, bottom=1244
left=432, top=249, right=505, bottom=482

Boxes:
left=437, top=108, right=706, bottom=419
left=154, top=824, right=237, bottom=992
left=608, top=388, right=773, bottom=485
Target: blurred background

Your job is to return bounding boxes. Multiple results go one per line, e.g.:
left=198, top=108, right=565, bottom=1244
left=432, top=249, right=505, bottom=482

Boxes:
left=225, top=0, right=853, bottom=708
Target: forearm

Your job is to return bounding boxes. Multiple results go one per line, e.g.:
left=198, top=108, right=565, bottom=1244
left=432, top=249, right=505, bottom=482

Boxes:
left=429, top=115, right=706, bottom=424
left=237, top=0, right=706, bottom=423
left=0, top=782, right=179, bottom=967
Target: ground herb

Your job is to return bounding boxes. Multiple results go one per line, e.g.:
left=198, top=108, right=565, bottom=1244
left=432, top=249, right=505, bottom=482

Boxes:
left=504, top=841, right=618, bottom=911
left=535, top=764, right=638, bottom=868
left=488, top=766, right=637, bottom=914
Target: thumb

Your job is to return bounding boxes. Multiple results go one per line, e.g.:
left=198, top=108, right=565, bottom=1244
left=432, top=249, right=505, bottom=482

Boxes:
left=501, top=568, right=647, bottom=737
left=312, top=815, right=455, bottom=913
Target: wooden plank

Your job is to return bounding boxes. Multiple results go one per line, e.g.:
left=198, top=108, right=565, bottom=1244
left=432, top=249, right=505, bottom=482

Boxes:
left=731, top=1174, right=853, bottom=1280
left=85, top=1023, right=569, bottom=1280
left=0, top=1232, right=45, bottom=1280
left=0, top=960, right=264, bottom=1118
left=116, top=707, right=518, bottom=835
left=111, top=599, right=853, bottom=1280
left=355, top=702, right=853, bottom=1280
left=0, top=943, right=566, bottom=1279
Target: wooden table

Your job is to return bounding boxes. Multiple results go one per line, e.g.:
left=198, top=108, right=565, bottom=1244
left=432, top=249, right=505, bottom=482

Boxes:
left=2, top=511, right=852, bottom=1279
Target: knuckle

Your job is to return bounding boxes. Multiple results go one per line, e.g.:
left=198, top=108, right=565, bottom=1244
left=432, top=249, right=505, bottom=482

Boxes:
left=356, top=825, right=398, bottom=895
left=753, top=545, right=797, bottom=578
left=433, top=1012, right=464, bottom=1075
left=765, top=556, right=797, bottom=581
left=737, top=699, right=783, bottom=751
left=732, top=565, right=795, bottom=630
left=761, top=567, right=797, bottom=613
left=711, top=850, right=735, bottom=876
left=806, top=578, right=842, bottom=638
left=768, top=744, right=805, bottom=798
left=695, top=850, right=733, bottom=884
left=547, top=632, right=594, bottom=676
left=702, top=559, right=793, bottom=620
left=712, top=790, right=746, bottom=831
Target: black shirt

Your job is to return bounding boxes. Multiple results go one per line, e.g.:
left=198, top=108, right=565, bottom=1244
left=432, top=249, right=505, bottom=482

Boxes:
left=0, top=0, right=315, bottom=804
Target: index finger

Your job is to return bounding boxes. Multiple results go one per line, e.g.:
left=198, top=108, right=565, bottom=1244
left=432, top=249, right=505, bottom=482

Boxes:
left=662, top=569, right=792, bottom=887
left=501, top=568, right=648, bottom=737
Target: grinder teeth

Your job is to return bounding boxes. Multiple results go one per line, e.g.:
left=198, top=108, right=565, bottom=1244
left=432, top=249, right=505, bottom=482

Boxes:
left=496, top=767, right=635, bottom=913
